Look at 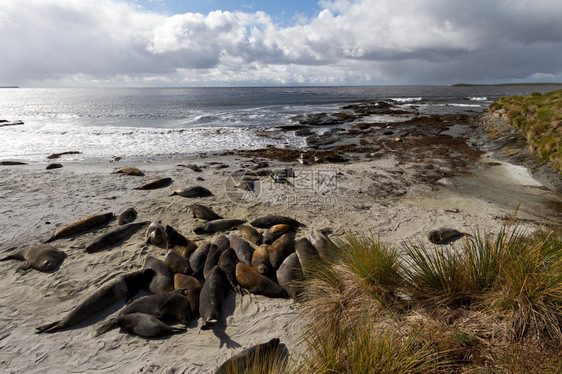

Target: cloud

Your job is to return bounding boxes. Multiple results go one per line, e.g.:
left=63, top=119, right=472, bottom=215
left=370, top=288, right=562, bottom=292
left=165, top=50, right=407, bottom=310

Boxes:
left=1, top=0, right=561, bottom=86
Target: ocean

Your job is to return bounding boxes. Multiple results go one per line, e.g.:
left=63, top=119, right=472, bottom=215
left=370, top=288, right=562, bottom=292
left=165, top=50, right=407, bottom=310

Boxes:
left=0, top=85, right=558, bottom=163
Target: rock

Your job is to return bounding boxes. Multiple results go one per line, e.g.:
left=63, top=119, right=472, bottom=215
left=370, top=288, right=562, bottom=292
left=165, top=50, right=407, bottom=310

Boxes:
left=306, top=134, right=339, bottom=149
left=46, top=163, right=63, bottom=170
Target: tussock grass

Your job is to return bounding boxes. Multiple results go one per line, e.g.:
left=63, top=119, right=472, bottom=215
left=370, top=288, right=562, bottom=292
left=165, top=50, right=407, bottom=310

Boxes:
left=296, top=224, right=562, bottom=373
left=490, top=89, right=562, bottom=172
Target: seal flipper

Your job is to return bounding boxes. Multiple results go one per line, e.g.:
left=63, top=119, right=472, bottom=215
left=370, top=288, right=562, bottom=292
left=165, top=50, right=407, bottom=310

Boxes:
left=16, top=262, right=32, bottom=272
left=0, top=254, right=17, bottom=262
left=36, top=321, right=62, bottom=334
left=94, top=316, right=119, bottom=336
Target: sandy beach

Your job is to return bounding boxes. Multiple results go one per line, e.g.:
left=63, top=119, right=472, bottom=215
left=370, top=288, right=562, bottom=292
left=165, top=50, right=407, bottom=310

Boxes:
left=1, top=112, right=561, bottom=373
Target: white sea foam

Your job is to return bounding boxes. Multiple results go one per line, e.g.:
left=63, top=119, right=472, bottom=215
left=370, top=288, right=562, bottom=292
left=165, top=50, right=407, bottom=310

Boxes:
left=468, top=97, right=488, bottom=101
left=390, top=97, right=423, bottom=103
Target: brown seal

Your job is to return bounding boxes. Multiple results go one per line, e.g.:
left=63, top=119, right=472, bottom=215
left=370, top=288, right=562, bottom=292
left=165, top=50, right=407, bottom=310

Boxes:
left=45, top=212, right=114, bottom=243
left=165, top=225, right=197, bottom=258
left=428, top=228, right=467, bottom=244
left=115, top=166, right=144, bottom=176
left=142, top=256, right=174, bottom=294
left=235, top=262, right=286, bottom=298
left=165, top=250, right=192, bottom=275
left=214, top=338, right=282, bottom=374
left=251, top=244, right=271, bottom=276
left=268, top=233, right=295, bottom=269
left=146, top=221, right=166, bottom=245
left=0, top=244, right=65, bottom=272
left=36, top=269, right=153, bottom=333
left=85, top=221, right=148, bottom=253
left=95, top=293, right=192, bottom=335
left=199, top=266, right=227, bottom=329
left=263, top=224, right=295, bottom=245
left=250, top=215, right=303, bottom=229
left=237, top=225, right=263, bottom=245
left=170, top=186, right=213, bottom=197
left=174, top=274, right=201, bottom=315
left=117, top=207, right=137, bottom=225
left=116, top=313, right=185, bottom=337
left=276, top=253, right=303, bottom=300
left=190, top=203, right=222, bottom=221
left=134, top=177, right=172, bottom=190
left=211, top=234, right=230, bottom=251
left=229, top=236, right=254, bottom=267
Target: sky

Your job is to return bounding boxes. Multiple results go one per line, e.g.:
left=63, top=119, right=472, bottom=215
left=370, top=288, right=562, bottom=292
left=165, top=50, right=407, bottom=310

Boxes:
left=1, top=0, right=562, bottom=87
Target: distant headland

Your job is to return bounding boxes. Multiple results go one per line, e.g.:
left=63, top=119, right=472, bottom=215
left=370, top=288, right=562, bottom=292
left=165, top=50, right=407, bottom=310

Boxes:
left=451, top=82, right=562, bottom=87
left=0, top=86, right=19, bottom=88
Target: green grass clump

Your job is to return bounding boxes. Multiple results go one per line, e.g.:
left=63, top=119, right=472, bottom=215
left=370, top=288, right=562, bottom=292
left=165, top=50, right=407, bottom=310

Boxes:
left=489, top=89, right=562, bottom=172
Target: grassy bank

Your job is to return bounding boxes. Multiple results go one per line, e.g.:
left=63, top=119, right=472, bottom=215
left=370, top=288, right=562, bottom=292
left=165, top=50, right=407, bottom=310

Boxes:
left=294, top=226, right=562, bottom=373
left=489, top=90, right=562, bottom=172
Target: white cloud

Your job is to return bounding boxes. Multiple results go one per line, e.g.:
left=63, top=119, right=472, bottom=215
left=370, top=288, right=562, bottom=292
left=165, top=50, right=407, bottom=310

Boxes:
left=1, top=0, right=562, bottom=86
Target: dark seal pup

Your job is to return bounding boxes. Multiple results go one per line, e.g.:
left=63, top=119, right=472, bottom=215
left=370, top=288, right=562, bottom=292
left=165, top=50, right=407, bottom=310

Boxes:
left=193, top=219, right=246, bottom=235
left=214, top=338, right=282, bottom=374
left=428, top=228, right=468, bottom=244
left=0, top=244, right=65, bottom=272
left=36, top=269, right=153, bottom=333
left=250, top=215, right=303, bottom=229
left=143, top=256, right=174, bottom=294
left=45, top=212, right=114, bottom=243
left=199, top=266, right=227, bottom=329
left=85, top=221, right=148, bottom=253
left=117, top=313, right=185, bottom=337
left=190, top=203, right=222, bottom=221
left=170, top=186, right=213, bottom=198
left=95, top=293, right=192, bottom=335
left=117, top=207, right=137, bottom=225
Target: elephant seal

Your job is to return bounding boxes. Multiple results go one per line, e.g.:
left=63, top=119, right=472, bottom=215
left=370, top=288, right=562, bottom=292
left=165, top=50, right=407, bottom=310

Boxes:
left=229, top=236, right=254, bottom=267
left=0, top=244, right=65, bottom=272
left=115, top=166, right=144, bottom=176
left=235, top=262, right=286, bottom=298
left=251, top=244, right=271, bottom=276
left=143, top=256, right=174, bottom=294
left=85, top=221, right=149, bottom=253
left=46, top=163, right=63, bottom=170
left=250, top=215, right=303, bottom=229
left=117, top=313, right=185, bottom=337
left=95, top=292, right=192, bottom=335
left=193, top=219, right=246, bottom=235
left=237, top=225, right=263, bottom=246
left=36, top=269, right=153, bottom=333
left=199, top=266, right=227, bottom=329
left=190, top=203, right=222, bottom=221
left=45, top=212, right=114, bottom=243
left=276, top=253, right=303, bottom=300
left=309, top=229, right=335, bottom=259
left=117, top=207, right=137, bottom=225
left=189, top=242, right=211, bottom=276
left=134, top=177, right=172, bottom=190
left=165, top=225, right=197, bottom=258
left=146, top=221, right=166, bottom=245
left=263, top=224, right=295, bottom=245
left=165, top=250, right=192, bottom=275
left=170, top=186, right=213, bottom=198
left=214, top=338, right=282, bottom=374
left=219, top=247, right=241, bottom=293
left=295, top=238, right=319, bottom=271
left=428, top=228, right=467, bottom=244
left=203, top=244, right=225, bottom=280
left=173, top=274, right=201, bottom=315
left=268, top=233, right=295, bottom=269
left=211, top=234, right=230, bottom=251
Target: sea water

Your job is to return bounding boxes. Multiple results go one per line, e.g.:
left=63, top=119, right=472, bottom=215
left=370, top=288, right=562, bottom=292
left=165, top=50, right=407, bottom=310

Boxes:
left=0, top=85, right=557, bottom=163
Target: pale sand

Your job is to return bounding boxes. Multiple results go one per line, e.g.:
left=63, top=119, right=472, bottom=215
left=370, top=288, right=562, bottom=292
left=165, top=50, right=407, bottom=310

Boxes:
left=0, top=144, right=561, bottom=373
